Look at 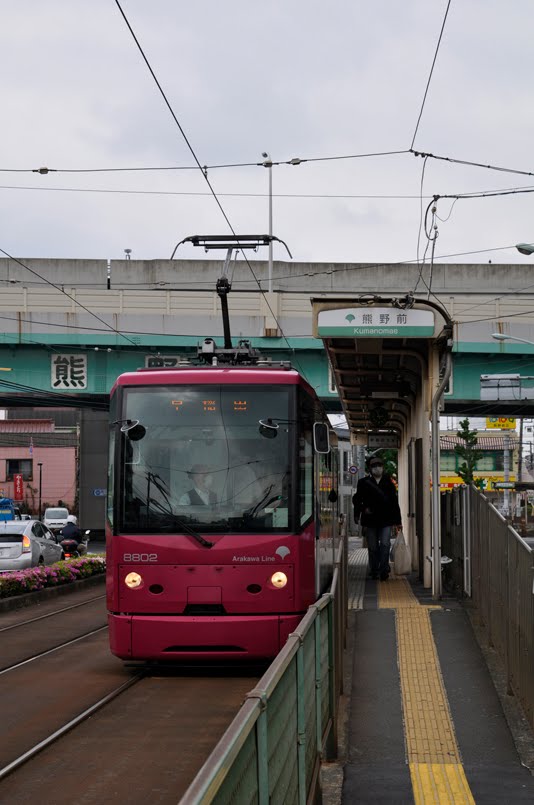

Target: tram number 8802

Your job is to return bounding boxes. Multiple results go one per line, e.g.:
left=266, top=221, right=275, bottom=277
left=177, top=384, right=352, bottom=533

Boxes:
left=123, top=553, right=158, bottom=562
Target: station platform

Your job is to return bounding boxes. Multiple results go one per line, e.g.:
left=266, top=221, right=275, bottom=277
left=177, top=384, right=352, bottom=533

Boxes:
left=333, top=539, right=534, bottom=804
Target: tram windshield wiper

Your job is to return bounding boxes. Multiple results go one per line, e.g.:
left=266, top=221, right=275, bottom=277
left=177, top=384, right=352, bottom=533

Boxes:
left=147, top=498, right=214, bottom=548
left=171, top=515, right=214, bottom=549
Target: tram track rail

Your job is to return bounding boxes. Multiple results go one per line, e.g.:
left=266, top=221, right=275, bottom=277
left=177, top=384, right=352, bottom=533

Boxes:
left=0, top=586, right=261, bottom=802
left=0, top=673, right=143, bottom=782
left=0, top=590, right=108, bottom=672
left=0, top=625, right=108, bottom=676
left=0, top=650, right=259, bottom=803
left=0, top=593, right=106, bottom=633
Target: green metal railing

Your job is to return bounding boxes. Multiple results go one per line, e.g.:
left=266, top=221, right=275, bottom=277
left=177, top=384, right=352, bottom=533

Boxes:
left=181, top=537, right=347, bottom=805
left=442, top=485, right=534, bottom=731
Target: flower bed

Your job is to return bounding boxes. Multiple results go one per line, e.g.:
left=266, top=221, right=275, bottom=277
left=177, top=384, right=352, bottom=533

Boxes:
left=0, top=556, right=106, bottom=599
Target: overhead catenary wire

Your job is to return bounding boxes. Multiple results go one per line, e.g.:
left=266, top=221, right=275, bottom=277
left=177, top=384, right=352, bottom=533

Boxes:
left=0, top=148, right=410, bottom=176
left=411, top=149, right=534, bottom=179
left=413, top=156, right=431, bottom=294
left=0, top=376, right=109, bottom=409
left=0, top=183, right=448, bottom=200
left=410, top=0, right=453, bottom=149
left=112, top=0, right=307, bottom=376
left=0, top=247, right=141, bottom=350
left=4, top=144, right=534, bottom=181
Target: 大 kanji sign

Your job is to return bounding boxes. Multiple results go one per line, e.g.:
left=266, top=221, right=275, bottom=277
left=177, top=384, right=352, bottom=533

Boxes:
left=317, top=307, right=435, bottom=338
left=51, top=354, right=87, bottom=389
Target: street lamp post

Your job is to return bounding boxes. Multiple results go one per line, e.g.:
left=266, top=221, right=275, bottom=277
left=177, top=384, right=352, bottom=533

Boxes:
left=262, top=152, right=273, bottom=293
left=516, top=243, right=534, bottom=256
left=492, top=332, right=534, bottom=348
left=38, top=462, right=43, bottom=520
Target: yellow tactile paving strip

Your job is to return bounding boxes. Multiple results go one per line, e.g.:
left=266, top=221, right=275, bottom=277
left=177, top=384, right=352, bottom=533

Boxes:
left=378, top=575, right=476, bottom=804
left=377, top=576, right=421, bottom=608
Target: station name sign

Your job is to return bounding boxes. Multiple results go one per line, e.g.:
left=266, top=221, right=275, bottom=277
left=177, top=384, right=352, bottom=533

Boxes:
left=317, top=307, right=435, bottom=338
left=368, top=431, right=400, bottom=449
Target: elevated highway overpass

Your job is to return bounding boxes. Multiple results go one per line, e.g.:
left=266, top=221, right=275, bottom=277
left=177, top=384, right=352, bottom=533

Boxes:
left=0, top=256, right=533, bottom=414
left=1, top=256, right=534, bottom=589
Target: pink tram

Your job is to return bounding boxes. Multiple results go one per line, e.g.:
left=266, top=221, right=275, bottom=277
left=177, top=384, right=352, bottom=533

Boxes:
left=107, top=362, right=339, bottom=662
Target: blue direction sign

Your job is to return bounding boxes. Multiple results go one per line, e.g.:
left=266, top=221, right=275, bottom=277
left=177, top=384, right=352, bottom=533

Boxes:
left=92, top=488, right=107, bottom=497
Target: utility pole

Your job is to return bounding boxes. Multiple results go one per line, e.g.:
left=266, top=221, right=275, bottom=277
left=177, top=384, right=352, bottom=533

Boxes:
left=503, top=433, right=510, bottom=517
left=38, top=462, right=43, bottom=520
left=262, top=153, right=273, bottom=293
left=518, top=416, right=524, bottom=482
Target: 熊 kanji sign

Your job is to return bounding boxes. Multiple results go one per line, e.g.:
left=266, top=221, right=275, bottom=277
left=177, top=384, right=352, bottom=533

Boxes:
left=51, top=354, right=87, bottom=389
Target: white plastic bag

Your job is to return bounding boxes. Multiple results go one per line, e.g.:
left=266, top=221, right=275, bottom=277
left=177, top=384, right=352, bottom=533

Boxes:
left=393, top=530, right=411, bottom=575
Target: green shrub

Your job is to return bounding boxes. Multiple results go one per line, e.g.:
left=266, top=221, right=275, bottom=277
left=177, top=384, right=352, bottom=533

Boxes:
left=0, top=557, right=106, bottom=599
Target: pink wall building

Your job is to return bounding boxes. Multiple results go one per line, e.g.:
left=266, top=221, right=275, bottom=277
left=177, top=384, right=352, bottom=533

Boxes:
left=0, top=420, right=77, bottom=516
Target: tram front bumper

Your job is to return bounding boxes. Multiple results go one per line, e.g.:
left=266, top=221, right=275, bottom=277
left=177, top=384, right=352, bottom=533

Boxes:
left=109, top=612, right=303, bottom=661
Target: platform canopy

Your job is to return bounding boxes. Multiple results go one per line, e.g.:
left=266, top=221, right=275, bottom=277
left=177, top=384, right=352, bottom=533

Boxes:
left=312, top=295, right=451, bottom=441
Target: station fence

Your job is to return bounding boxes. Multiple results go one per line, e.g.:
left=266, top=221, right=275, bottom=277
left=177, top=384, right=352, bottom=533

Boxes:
left=441, top=484, right=534, bottom=732
left=181, top=533, right=348, bottom=805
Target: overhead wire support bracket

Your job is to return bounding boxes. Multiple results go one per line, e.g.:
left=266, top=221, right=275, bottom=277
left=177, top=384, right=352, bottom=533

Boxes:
left=171, top=233, right=294, bottom=365
left=170, top=234, right=292, bottom=260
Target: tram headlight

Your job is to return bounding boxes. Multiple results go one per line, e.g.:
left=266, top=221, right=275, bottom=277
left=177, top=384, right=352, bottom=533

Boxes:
left=271, top=571, right=287, bottom=589
left=125, top=571, right=143, bottom=589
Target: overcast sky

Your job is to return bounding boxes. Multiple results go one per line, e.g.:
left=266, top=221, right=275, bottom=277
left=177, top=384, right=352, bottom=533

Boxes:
left=2, top=0, right=534, bottom=268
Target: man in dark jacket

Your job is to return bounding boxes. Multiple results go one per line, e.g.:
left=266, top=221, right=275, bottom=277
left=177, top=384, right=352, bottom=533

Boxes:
left=60, top=514, right=83, bottom=543
left=59, top=515, right=87, bottom=555
left=179, top=465, right=217, bottom=506
left=352, top=456, right=402, bottom=581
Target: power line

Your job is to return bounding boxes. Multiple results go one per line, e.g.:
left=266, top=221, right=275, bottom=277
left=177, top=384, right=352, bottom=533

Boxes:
left=0, top=148, right=410, bottom=176
left=460, top=308, right=534, bottom=325
left=414, top=156, right=430, bottom=293
left=453, top=279, right=534, bottom=317
left=0, top=248, right=140, bottom=349
left=0, top=183, right=439, bottom=200
left=412, top=149, right=534, bottom=179
left=113, top=0, right=307, bottom=377
left=113, top=0, right=242, bottom=240
left=4, top=181, right=534, bottom=204
left=411, top=0, right=453, bottom=149
left=0, top=376, right=108, bottom=409
left=0, top=162, right=259, bottom=174
left=5, top=144, right=534, bottom=182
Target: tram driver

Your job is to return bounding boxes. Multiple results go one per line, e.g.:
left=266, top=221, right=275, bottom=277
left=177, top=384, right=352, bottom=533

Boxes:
left=178, top=464, right=217, bottom=506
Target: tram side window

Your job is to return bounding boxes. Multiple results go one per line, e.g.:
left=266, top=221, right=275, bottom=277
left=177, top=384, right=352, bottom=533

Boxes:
left=300, top=432, right=313, bottom=524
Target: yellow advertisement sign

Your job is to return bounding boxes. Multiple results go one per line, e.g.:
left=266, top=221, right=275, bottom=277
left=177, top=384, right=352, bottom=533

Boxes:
left=485, top=417, right=516, bottom=430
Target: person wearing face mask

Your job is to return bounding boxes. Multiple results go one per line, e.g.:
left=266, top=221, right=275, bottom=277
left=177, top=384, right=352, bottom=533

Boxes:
left=352, top=456, right=402, bottom=581
left=179, top=464, right=217, bottom=506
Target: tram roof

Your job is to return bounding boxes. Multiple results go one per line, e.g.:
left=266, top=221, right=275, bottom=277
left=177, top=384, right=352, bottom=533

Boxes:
left=112, top=365, right=306, bottom=391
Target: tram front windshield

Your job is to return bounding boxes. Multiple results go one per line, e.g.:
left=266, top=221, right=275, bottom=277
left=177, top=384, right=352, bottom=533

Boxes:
left=118, top=386, right=291, bottom=534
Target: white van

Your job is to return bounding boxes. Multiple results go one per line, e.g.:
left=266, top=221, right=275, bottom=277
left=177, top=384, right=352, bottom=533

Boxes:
left=43, top=507, right=70, bottom=534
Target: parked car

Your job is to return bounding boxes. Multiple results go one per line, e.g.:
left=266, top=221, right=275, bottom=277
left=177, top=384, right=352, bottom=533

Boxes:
left=0, top=520, right=64, bottom=572
left=43, top=507, right=70, bottom=535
